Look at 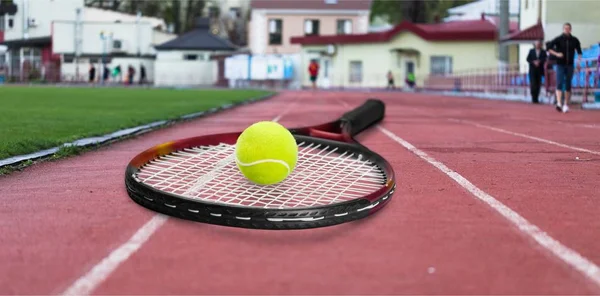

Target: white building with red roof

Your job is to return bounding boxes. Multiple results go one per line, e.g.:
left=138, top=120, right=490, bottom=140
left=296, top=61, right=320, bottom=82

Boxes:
left=247, top=0, right=372, bottom=55
left=291, top=16, right=520, bottom=89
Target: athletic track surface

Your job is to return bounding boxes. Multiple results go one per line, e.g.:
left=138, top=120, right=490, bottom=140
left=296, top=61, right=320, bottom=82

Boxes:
left=1, top=90, right=600, bottom=294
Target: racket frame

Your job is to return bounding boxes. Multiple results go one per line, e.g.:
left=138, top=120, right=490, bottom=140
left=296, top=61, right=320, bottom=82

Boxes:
left=125, top=99, right=396, bottom=229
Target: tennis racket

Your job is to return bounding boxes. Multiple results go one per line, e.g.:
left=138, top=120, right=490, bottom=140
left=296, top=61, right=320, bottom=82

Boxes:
left=125, top=98, right=396, bottom=230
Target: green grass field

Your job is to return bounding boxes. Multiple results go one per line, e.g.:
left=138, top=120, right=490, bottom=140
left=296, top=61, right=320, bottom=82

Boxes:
left=0, top=87, right=272, bottom=160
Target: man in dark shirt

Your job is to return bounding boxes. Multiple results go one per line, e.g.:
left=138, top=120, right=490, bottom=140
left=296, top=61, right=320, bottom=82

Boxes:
left=546, top=23, right=582, bottom=113
left=526, top=40, right=547, bottom=104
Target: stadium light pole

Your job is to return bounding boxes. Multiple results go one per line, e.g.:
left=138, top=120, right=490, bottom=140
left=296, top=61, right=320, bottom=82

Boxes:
left=75, top=7, right=82, bottom=82
left=136, top=11, right=142, bottom=57
left=100, top=30, right=113, bottom=83
left=498, top=0, right=509, bottom=66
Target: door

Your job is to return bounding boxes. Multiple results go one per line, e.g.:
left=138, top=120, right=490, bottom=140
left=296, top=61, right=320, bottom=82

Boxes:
left=404, top=57, right=417, bottom=87
left=405, top=61, right=415, bottom=77
left=321, top=57, right=332, bottom=88
left=215, top=57, right=227, bottom=87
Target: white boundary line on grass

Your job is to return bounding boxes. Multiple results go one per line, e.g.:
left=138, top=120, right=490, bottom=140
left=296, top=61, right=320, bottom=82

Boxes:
left=61, top=99, right=298, bottom=296
left=339, top=100, right=600, bottom=288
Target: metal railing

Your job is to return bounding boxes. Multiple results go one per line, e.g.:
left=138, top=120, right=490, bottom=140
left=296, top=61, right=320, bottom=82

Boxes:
left=424, top=58, right=600, bottom=103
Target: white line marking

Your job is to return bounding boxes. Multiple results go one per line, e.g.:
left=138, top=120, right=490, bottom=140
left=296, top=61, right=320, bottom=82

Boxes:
left=60, top=102, right=293, bottom=295
left=376, top=125, right=600, bottom=288
left=337, top=100, right=600, bottom=287
left=61, top=215, right=168, bottom=295
left=580, top=124, right=600, bottom=130
left=451, top=119, right=600, bottom=156
left=272, top=100, right=298, bottom=123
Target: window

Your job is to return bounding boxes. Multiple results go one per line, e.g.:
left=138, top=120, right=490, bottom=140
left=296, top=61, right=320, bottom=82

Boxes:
left=184, top=54, right=198, bottom=61
left=8, top=17, right=14, bottom=29
left=113, top=40, right=123, bottom=49
left=269, top=19, right=282, bottom=45
left=349, top=61, right=362, bottom=83
left=325, top=0, right=337, bottom=3
left=304, top=19, right=320, bottom=36
left=336, top=19, right=352, bottom=35
left=229, top=7, right=241, bottom=18
left=430, top=56, right=453, bottom=75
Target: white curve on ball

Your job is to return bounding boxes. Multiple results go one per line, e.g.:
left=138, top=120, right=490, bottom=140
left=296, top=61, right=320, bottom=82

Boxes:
left=235, top=157, right=291, bottom=174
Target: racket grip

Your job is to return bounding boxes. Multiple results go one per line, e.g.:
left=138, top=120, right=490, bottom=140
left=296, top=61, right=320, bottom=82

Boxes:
left=341, top=98, right=385, bottom=136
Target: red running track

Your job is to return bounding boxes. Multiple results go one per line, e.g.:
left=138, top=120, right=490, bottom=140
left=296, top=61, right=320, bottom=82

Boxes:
left=0, top=90, right=599, bottom=294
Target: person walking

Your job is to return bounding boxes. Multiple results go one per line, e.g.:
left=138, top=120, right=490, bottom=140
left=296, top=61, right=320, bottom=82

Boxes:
left=88, top=62, right=96, bottom=83
left=386, top=71, right=395, bottom=89
left=526, top=40, right=547, bottom=104
left=139, top=64, right=147, bottom=85
left=308, top=59, right=319, bottom=90
left=546, top=22, right=582, bottom=113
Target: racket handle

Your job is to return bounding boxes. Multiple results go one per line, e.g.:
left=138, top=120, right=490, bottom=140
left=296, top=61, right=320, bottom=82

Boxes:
left=340, top=98, right=385, bottom=136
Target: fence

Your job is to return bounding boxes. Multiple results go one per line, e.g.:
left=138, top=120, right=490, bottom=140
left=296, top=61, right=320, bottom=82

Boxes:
left=1, top=60, right=155, bottom=85
left=424, top=58, right=600, bottom=103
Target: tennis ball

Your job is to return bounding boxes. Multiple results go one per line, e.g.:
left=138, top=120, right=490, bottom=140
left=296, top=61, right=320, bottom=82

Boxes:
left=235, top=121, right=298, bottom=185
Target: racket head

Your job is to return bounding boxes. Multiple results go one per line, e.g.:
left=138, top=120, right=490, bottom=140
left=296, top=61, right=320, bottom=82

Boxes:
left=124, top=99, right=396, bottom=230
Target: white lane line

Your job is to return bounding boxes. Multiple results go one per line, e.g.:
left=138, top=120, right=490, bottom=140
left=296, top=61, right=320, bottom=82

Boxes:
left=272, top=100, right=298, bottom=123
left=339, top=99, right=600, bottom=288
left=450, top=119, right=600, bottom=156
left=579, top=124, right=600, bottom=130
left=62, top=214, right=168, bottom=295
left=377, top=126, right=600, bottom=288
left=60, top=105, right=292, bottom=295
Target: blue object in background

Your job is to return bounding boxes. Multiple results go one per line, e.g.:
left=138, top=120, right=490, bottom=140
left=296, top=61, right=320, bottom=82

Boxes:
left=283, top=57, right=294, bottom=80
left=0, top=75, right=5, bottom=84
left=247, top=55, right=252, bottom=80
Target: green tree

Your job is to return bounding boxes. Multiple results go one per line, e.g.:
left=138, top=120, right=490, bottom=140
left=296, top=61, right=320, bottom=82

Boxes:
left=370, top=0, right=476, bottom=24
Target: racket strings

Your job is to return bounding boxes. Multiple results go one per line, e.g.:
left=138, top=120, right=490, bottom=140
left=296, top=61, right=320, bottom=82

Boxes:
left=139, top=144, right=227, bottom=190
left=146, top=144, right=383, bottom=203
left=268, top=144, right=373, bottom=208
left=135, top=142, right=387, bottom=208
left=243, top=143, right=348, bottom=208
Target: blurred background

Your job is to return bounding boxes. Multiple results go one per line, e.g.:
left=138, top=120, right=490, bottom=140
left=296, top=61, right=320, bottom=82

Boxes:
left=0, top=0, right=598, bottom=103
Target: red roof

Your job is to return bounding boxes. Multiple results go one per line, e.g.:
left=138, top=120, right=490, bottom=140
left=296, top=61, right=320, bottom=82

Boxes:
left=500, top=22, right=544, bottom=42
left=291, top=19, right=519, bottom=45
left=250, top=0, right=372, bottom=10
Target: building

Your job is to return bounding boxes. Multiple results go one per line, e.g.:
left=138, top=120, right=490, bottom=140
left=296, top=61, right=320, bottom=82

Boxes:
left=153, top=18, right=237, bottom=87
left=0, top=1, right=15, bottom=43
left=290, top=17, right=519, bottom=89
left=0, top=0, right=175, bottom=82
left=247, top=0, right=372, bottom=55
left=501, top=0, right=600, bottom=67
left=445, top=0, right=520, bottom=22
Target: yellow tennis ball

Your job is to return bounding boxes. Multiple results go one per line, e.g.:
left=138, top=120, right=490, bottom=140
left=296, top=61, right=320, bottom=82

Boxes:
left=235, top=121, right=298, bottom=185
